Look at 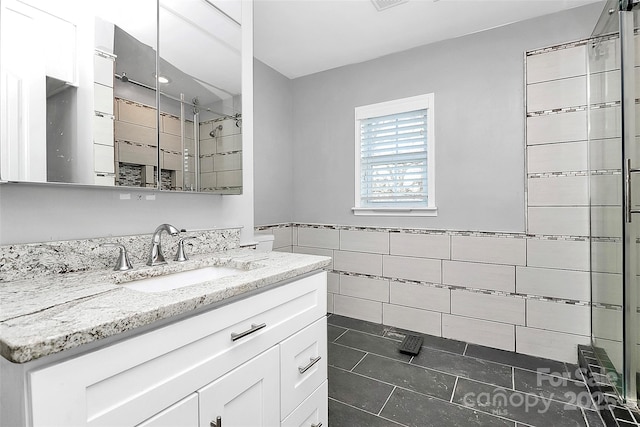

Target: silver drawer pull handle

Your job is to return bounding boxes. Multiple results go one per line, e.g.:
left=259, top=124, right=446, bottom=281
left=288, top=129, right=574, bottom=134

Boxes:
left=311, top=422, right=322, bottom=427
left=210, top=416, right=222, bottom=427
left=231, top=323, right=266, bottom=341
left=626, top=159, right=640, bottom=222
left=298, top=356, right=322, bottom=374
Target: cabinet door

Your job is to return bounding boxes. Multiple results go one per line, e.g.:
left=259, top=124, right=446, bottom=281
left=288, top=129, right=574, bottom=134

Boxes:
left=281, top=381, right=328, bottom=427
left=198, top=346, right=280, bottom=427
left=137, top=394, right=198, bottom=427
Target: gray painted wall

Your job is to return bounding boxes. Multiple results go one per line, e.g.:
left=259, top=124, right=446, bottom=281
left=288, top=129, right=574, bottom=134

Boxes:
left=286, top=3, right=603, bottom=232
left=253, top=59, right=294, bottom=225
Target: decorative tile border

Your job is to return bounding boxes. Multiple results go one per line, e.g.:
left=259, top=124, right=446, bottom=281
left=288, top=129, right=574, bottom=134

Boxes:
left=526, top=39, right=589, bottom=57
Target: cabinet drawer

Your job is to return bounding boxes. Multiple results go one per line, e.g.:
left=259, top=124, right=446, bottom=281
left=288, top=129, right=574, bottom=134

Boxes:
left=29, top=272, right=326, bottom=427
left=280, top=317, right=328, bottom=417
left=281, top=381, right=328, bottom=427
left=136, top=393, right=198, bottom=427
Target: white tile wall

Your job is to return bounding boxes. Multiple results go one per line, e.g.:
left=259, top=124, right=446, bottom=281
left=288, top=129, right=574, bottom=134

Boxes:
left=339, top=230, right=389, bottom=254
left=327, top=293, right=334, bottom=313
left=526, top=238, right=590, bottom=271
left=333, top=294, right=382, bottom=323
left=451, top=290, right=525, bottom=325
left=443, top=314, right=515, bottom=351
left=516, top=266, right=590, bottom=301
left=589, top=39, right=619, bottom=74
left=297, top=227, right=340, bottom=249
left=590, top=174, right=622, bottom=206
left=383, top=304, right=441, bottom=336
left=526, top=300, right=590, bottom=336
left=526, top=110, right=587, bottom=145
left=589, top=70, right=621, bottom=105
left=327, top=272, right=340, bottom=293
left=591, top=206, right=622, bottom=239
left=389, top=232, right=450, bottom=259
left=589, top=138, right=622, bottom=171
left=589, top=106, right=621, bottom=140
left=527, top=207, right=589, bottom=236
left=334, top=250, right=382, bottom=276
left=527, top=76, right=587, bottom=113
left=216, top=170, right=242, bottom=187
left=213, top=153, right=242, bottom=172
left=339, top=275, right=389, bottom=302
left=442, top=261, right=515, bottom=292
left=591, top=272, right=623, bottom=305
left=272, top=227, right=293, bottom=249
left=592, top=306, right=623, bottom=341
left=389, top=281, right=450, bottom=312
left=451, top=236, right=526, bottom=266
left=293, top=246, right=334, bottom=270
left=382, top=255, right=441, bottom=283
left=200, top=156, right=214, bottom=173
left=591, top=240, right=623, bottom=274
left=526, top=45, right=586, bottom=84
left=526, top=141, right=587, bottom=173
left=516, top=326, right=590, bottom=364
left=527, top=175, right=589, bottom=206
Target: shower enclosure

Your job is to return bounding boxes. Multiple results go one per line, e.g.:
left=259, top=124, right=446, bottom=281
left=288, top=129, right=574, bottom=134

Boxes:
left=589, top=0, right=640, bottom=407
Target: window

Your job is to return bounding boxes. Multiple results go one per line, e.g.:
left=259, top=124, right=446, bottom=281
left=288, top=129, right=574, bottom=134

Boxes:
left=353, top=94, right=436, bottom=216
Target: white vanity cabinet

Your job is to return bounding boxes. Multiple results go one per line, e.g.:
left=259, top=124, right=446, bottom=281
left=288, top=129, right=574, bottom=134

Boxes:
left=198, top=346, right=280, bottom=427
left=136, top=394, right=199, bottom=427
left=19, top=271, right=327, bottom=427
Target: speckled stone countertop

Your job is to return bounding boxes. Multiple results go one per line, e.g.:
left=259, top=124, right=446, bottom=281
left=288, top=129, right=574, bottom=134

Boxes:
left=0, top=249, right=331, bottom=364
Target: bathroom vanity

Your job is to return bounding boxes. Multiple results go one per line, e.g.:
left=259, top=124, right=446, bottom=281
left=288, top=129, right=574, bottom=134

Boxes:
left=0, top=239, right=330, bottom=427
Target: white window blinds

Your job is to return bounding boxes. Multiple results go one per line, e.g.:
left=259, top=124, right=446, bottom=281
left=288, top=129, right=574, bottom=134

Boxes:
left=359, top=109, right=428, bottom=207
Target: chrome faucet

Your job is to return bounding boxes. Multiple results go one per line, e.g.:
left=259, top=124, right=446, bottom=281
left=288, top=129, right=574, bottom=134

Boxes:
left=147, top=224, right=180, bottom=266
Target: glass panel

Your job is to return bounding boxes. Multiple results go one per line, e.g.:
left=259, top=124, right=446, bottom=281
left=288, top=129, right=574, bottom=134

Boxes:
left=158, top=0, right=242, bottom=193
left=103, top=2, right=160, bottom=188
left=588, top=0, right=640, bottom=404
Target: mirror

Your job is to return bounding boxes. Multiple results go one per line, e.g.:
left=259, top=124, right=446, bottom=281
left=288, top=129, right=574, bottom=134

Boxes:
left=0, top=0, right=242, bottom=194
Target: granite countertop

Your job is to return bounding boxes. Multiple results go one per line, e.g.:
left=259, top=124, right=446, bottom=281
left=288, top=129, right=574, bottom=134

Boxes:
left=0, top=249, right=331, bottom=364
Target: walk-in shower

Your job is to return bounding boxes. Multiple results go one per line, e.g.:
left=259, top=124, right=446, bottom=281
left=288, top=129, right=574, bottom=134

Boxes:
left=588, top=0, right=640, bottom=409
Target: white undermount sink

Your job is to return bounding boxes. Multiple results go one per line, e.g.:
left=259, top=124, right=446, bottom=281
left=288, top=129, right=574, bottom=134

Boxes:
left=121, top=266, right=242, bottom=293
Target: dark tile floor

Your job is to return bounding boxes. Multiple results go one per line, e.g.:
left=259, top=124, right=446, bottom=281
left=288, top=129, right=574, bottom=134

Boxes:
left=327, top=314, right=608, bottom=427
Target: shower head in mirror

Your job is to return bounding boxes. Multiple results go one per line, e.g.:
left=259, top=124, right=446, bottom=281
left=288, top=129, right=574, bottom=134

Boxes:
left=209, top=124, right=223, bottom=138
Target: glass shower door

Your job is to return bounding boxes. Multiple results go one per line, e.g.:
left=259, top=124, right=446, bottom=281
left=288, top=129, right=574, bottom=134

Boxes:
left=588, top=0, right=640, bottom=405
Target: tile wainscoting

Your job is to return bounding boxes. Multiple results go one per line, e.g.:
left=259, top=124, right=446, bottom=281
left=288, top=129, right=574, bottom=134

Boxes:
left=256, top=223, right=597, bottom=364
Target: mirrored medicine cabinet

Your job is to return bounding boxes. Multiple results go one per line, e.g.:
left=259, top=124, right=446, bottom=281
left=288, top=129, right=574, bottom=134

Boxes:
left=0, top=0, right=243, bottom=194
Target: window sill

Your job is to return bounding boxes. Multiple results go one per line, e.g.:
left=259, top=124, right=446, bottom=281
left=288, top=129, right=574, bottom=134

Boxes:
left=351, top=207, right=438, bottom=217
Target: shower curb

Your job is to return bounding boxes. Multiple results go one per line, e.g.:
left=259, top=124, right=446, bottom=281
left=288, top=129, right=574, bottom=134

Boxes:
left=578, top=345, right=640, bottom=426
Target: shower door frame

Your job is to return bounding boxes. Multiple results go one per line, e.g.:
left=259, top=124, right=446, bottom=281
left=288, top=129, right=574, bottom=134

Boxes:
left=589, top=0, right=640, bottom=406
left=619, top=6, right=638, bottom=406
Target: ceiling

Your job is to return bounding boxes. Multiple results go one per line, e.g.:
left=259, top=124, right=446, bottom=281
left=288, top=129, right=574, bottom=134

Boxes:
left=253, top=0, right=606, bottom=79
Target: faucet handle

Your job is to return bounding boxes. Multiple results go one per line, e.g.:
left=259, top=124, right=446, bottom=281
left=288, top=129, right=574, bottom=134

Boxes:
left=174, top=236, right=196, bottom=262
left=101, top=243, right=134, bottom=271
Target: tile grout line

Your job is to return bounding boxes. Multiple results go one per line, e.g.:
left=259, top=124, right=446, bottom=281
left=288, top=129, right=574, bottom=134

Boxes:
left=332, top=328, right=350, bottom=342
left=327, top=397, right=408, bottom=427
left=350, top=352, right=369, bottom=372
left=377, top=386, right=397, bottom=416
left=333, top=321, right=582, bottom=383
left=512, top=366, right=516, bottom=390
left=450, top=376, right=460, bottom=403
